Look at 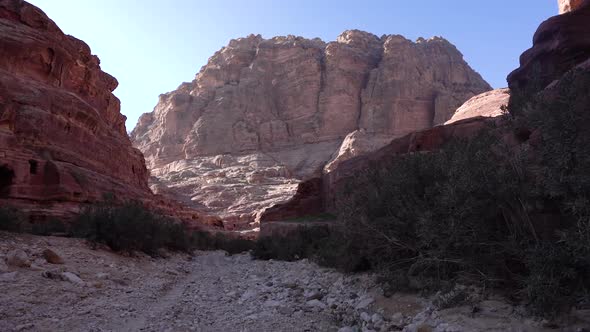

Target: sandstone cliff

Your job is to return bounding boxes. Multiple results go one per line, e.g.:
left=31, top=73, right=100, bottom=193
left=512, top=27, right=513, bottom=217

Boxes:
left=132, top=31, right=491, bottom=227
left=0, top=0, right=212, bottom=226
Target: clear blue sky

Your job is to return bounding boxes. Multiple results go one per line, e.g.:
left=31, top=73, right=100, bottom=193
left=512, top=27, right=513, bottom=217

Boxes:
left=28, top=0, right=556, bottom=131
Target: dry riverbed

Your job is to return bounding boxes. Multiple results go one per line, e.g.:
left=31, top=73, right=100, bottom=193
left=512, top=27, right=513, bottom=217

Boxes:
left=0, top=232, right=589, bottom=332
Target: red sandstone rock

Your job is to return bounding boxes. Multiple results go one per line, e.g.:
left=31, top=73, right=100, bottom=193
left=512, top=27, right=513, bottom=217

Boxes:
left=0, top=0, right=213, bottom=227
left=257, top=178, right=324, bottom=223
left=0, top=0, right=148, bottom=218
left=508, top=3, right=590, bottom=100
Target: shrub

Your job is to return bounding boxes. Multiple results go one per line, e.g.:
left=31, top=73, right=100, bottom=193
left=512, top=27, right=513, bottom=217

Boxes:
left=517, top=67, right=590, bottom=314
left=29, top=219, right=68, bottom=236
left=332, top=131, right=532, bottom=291
left=0, top=207, right=23, bottom=232
left=191, top=230, right=255, bottom=255
left=71, top=201, right=255, bottom=256
left=214, top=236, right=255, bottom=255
left=71, top=201, right=194, bottom=255
left=252, top=225, right=331, bottom=261
left=524, top=241, right=589, bottom=315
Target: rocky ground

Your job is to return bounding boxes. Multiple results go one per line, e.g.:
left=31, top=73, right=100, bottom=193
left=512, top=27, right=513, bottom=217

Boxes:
left=1, top=232, right=589, bottom=332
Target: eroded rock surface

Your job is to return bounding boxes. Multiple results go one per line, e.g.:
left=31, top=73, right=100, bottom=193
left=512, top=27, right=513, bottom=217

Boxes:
left=132, top=30, right=491, bottom=226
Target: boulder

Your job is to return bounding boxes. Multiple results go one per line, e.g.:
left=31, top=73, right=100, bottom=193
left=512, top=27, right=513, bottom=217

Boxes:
left=61, top=271, right=84, bottom=285
left=6, top=249, right=30, bottom=268
left=324, top=130, right=396, bottom=173
left=42, top=248, right=64, bottom=265
left=0, top=259, right=8, bottom=272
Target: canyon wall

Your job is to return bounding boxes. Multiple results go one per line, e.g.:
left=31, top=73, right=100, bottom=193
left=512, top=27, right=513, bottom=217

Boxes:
left=0, top=0, right=212, bottom=226
left=132, top=31, right=491, bottom=228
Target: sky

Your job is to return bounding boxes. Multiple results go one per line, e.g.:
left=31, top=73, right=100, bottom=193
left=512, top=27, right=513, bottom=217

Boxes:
left=28, top=0, right=557, bottom=131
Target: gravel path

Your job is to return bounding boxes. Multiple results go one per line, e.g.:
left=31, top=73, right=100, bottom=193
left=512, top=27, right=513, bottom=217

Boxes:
left=0, top=233, right=379, bottom=332
left=1, top=232, right=589, bottom=332
left=118, top=251, right=345, bottom=332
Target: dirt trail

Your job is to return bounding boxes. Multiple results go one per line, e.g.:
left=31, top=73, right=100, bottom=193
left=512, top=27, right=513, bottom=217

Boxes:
left=1, top=232, right=589, bottom=332
left=0, top=233, right=357, bottom=332
left=117, top=251, right=338, bottom=332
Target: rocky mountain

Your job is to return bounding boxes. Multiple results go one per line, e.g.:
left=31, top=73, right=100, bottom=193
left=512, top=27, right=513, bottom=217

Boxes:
left=132, top=30, right=491, bottom=228
left=262, top=0, right=590, bottom=229
left=0, top=0, right=212, bottom=226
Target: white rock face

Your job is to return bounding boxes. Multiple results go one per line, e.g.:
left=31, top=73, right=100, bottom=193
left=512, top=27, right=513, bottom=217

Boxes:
left=445, top=88, right=510, bottom=124
left=132, top=30, right=491, bottom=226
left=559, top=0, right=589, bottom=13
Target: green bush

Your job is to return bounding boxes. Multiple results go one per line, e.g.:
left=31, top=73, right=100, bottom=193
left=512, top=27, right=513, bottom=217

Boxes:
left=71, top=201, right=255, bottom=256
left=30, top=219, right=68, bottom=236
left=332, top=132, right=532, bottom=291
left=0, top=207, right=23, bottom=233
left=72, top=201, right=196, bottom=255
left=517, top=68, right=590, bottom=315
left=191, top=230, right=255, bottom=255
left=252, top=225, right=331, bottom=261
left=524, top=241, right=589, bottom=315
